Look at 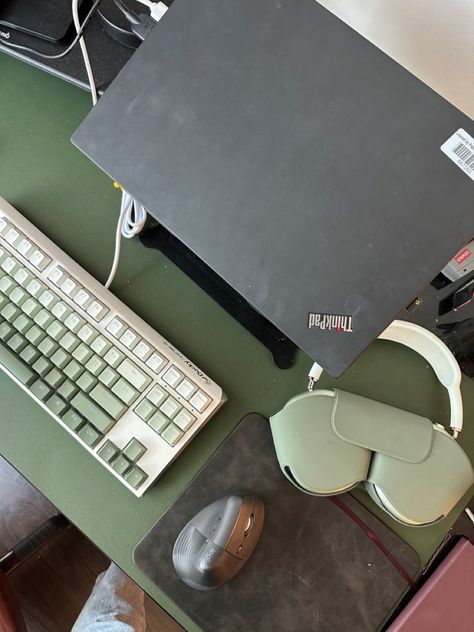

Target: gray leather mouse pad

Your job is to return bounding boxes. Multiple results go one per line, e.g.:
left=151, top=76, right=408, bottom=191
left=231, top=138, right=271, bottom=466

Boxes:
left=134, top=414, right=419, bottom=631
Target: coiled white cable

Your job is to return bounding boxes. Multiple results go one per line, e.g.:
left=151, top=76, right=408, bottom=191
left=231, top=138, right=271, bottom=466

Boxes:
left=105, top=190, right=148, bottom=289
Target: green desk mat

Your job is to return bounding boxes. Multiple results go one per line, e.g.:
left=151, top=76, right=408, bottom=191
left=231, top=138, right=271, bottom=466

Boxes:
left=0, top=55, right=473, bottom=631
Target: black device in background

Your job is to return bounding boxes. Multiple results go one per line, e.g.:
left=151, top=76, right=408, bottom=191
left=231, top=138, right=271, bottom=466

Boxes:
left=0, top=0, right=86, bottom=43
left=0, top=0, right=137, bottom=92
left=97, top=0, right=147, bottom=49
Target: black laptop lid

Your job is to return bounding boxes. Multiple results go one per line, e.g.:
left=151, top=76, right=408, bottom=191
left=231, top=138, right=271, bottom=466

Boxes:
left=72, top=0, right=474, bottom=376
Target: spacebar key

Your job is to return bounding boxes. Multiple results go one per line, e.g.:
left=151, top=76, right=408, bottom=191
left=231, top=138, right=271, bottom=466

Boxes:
left=0, top=343, right=35, bottom=385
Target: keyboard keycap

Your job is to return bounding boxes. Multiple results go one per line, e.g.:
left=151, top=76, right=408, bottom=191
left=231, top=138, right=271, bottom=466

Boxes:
left=111, top=377, right=139, bottom=405
left=104, top=347, right=125, bottom=368
left=64, top=359, right=84, bottom=381
left=123, top=438, right=146, bottom=462
left=34, top=308, right=53, bottom=329
left=52, top=301, right=71, bottom=320
left=90, top=383, right=127, bottom=421
left=0, top=343, right=36, bottom=385
left=2, top=257, right=18, bottom=275
left=46, top=320, right=67, bottom=341
left=72, top=391, right=115, bottom=433
left=160, top=396, right=180, bottom=419
left=1, top=303, right=20, bottom=323
left=91, top=335, right=111, bottom=356
left=45, top=368, right=65, bottom=389
left=4, top=227, right=21, bottom=245
left=98, top=367, right=119, bottom=388
left=112, top=454, right=131, bottom=476
left=77, top=423, right=102, bottom=447
left=13, top=314, right=32, bottom=334
left=163, top=366, right=184, bottom=388
left=19, top=344, right=40, bottom=364
left=117, top=359, right=151, bottom=391
left=133, top=340, right=152, bottom=361
left=125, top=466, right=148, bottom=489
left=147, top=385, right=166, bottom=406
left=62, top=409, right=84, bottom=432
left=0, top=277, right=14, bottom=294
left=10, top=287, right=27, bottom=306
left=59, top=332, right=79, bottom=353
left=72, top=342, right=93, bottom=364
left=135, top=399, right=156, bottom=421
left=64, top=313, right=84, bottom=333
left=120, top=328, right=139, bottom=349
left=32, top=356, right=53, bottom=377
left=16, top=238, right=33, bottom=257
left=29, top=249, right=51, bottom=271
left=78, top=324, right=98, bottom=344
left=74, top=289, right=92, bottom=308
left=30, top=379, right=53, bottom=402
left=22, top=297, right=41, bottom=317
left=0, top=322, right=14, bottom=341
left=39, top=290, right=57, bottom=309
left=47, top=266, right=65, bottom=286
left=174, top=409, right=196, bottom=432
left=77, top=371, right=97, bottom=393
left=148, top=411, right=169, bottom=434
left=26, top=278, right=44, bottom=297
left=45, top=394, right=67, bottom=416
left=25, top=325, right=45, bottom=345
left=57, top=379, right=79, bottom=401
left=86, top=355, right=107, bottom=377
left=146, top=351, right=166, bottom=373
left=51, top=347, right=70, bottom=369
left=98, top=440, right=119, bottom=463
left=87, top=300, right=108, bottom=321
left=61, top=277, right=78, bottom=297
left=106, top=317, right=126, bottom=338
left=190, top=390, right=211, bottom=413
left=7, top=333, right=27, bottom=353
left=14, top=268, right=31, bottom=287
left=161, top=423, right=183, bottom=446
left=38, top=337, right=58, bottom=357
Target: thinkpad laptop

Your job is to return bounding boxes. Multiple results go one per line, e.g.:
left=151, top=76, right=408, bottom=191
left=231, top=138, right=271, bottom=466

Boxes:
left=72, top=0, right=474, bottom=376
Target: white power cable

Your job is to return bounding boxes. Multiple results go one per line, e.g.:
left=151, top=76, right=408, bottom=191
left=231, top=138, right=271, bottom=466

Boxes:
left=134, top=0, right=168, bottom=21
left=71, top=0, right=150, bottom=288
left=71, top=0, right=98, bottom=105
left=105, top=190, right=148, bottom=288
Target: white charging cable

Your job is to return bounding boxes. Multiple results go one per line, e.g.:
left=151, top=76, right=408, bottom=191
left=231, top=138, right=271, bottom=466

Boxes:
left=308, top=362, right=323, bottom=391
left=134, top=0, right=168, bottom=22
left=71, top=0, right=98, bottom=105
left=71, top=0, right=155, bottom=289
left=105, top=190, right=148, bottom=289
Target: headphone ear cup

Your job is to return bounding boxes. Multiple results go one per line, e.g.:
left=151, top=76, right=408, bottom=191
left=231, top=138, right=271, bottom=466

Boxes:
left=366, top=425, right=474, bottom=526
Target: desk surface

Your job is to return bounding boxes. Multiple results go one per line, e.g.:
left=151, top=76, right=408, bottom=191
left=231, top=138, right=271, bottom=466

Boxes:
left=1, top=54, right=473, bottom=632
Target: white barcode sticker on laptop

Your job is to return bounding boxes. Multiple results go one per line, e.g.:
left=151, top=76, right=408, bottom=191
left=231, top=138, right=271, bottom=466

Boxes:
left=441, top=128, right=474, bottom=182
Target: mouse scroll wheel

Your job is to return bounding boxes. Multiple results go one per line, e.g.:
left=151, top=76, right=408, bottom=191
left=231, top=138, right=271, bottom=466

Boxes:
left=244, top=513, right=255, bottom=536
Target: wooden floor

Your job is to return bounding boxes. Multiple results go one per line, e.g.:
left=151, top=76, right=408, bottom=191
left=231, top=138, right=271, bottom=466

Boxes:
left=0, top=457, right=183, bottom=632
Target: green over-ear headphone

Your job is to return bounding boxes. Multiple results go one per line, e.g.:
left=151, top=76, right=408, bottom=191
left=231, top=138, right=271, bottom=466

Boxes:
left=270, top=320, right=474, bottom=526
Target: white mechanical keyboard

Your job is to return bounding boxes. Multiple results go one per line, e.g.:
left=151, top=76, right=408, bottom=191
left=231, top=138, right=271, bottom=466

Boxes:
left=0, top=196, right=226, bottom=496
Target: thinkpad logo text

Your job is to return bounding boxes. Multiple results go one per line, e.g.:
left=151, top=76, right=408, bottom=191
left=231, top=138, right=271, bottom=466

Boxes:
left=308, top=313, right=353, bottom=333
